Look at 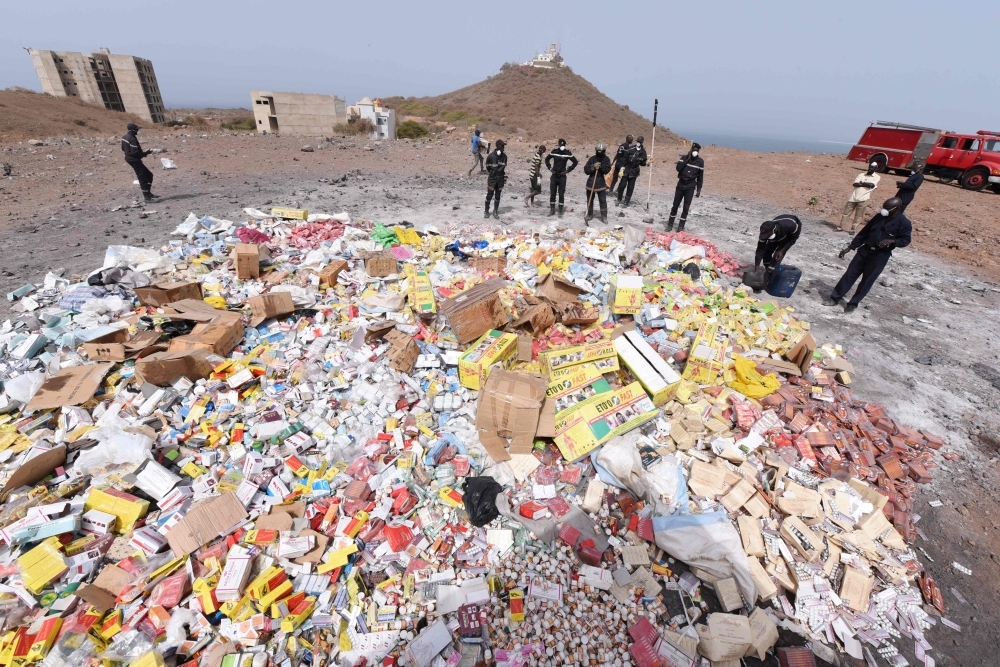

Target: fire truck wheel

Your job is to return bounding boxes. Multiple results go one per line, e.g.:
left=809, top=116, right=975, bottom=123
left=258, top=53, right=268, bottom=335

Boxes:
left=960, top=168, right=990, bottom=191
left=869, top=153, right=888, bottom=173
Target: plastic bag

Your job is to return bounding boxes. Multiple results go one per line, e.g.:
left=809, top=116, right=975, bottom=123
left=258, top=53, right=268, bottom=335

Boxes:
left=728, top=355, right=780, bottom=398
left=371, top=222, right=398, bottom=247
left=3, top=371, right=45, bottom=404
left=462, top=476, right=502, bottom=527
left=160, top=158, right=177, bottom=169
left=102, top=245, right=165, bottom=272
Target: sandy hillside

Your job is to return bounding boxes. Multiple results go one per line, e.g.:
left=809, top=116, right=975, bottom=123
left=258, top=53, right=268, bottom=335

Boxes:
left=0, top=88, right=150, bottom=142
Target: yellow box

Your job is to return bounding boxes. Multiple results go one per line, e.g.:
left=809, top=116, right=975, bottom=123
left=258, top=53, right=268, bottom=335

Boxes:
left=509, top=588, right=525, bottom=622
left=132, top=649, right=166, bottom=667
left=611, top=275, right=645, bottom=315
left=553, top=382, right=658, bottom=462
left=546, top=362, right=614, bottom=417
left=17, top=539, right=67, bottom=595
left=614, top=330, right=682, bottom=406
left=84, top=488, right=149, bottom=534
left=280, top=596, right=317, bottom=633
left=541, top=340, right=618, bottom=376
left=458, top=330, right=519, bottom=390
left=26, top=617, right=61, bottom=661
left=682, top=322, right=728, bottom=384
left=404, top=265, right=437, bottom=316
left=255, top=579, right=293, bottom=612
left=270, top=207, right=308, bottom=220
left=247, top=566, right=287, bottom=600
left=100, top=610, right=123, bottom=640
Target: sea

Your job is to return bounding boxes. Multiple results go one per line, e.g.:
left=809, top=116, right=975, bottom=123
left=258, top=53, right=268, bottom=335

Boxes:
left=669, top=130, right=853, bottom=155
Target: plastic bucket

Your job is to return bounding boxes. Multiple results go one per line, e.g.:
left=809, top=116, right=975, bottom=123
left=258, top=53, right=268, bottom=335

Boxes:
left=765, top=265, right=801, bottom=298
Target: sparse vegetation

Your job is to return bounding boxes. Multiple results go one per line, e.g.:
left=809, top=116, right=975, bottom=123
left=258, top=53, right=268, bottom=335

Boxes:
left=382, top=98, right=438, bottom=117
left=332, top=118, right=376, bottom=136
left=438, top=110, right=483, bottom=124
left=221, top=116, right=256, bottom=131
left=73, top=119, right=87, bottom=127
left=396, top=120, right=429, bottom=139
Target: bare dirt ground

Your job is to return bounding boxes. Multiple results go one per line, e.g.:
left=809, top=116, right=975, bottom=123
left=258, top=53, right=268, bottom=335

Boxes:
left=2, top=132, right=1000, bottom=665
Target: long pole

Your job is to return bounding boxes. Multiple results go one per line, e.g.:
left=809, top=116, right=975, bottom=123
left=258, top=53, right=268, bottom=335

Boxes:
left=644, top=99, right=658, bottom=211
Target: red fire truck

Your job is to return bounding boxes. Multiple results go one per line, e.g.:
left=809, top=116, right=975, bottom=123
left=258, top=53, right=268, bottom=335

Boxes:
left=848, top=121, right=1000, bottom=192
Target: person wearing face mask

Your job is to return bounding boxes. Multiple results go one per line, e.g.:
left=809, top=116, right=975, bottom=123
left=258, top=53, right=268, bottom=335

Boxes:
left=484, top=139, right=508, bottom=219
left=841, top=162, right=880, bottom=232
left=609, top=135, right=633, bottom=193
left=824, top=197, right=911, bottom=313
left=583, top=142, right=612, bottom=223
left=667, top=142, right=704, bottom=231
left=895, top=162, right=924, bottom=213
left=615, top=135, right=648, bottom=207
left=545, top=139, right=578, bottom=218
left=121, top=122, right=157, bottom=201
left=754, top=214, right=801, bottom=283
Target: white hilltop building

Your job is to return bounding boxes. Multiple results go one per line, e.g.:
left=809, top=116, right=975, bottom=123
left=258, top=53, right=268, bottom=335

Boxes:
left=525, top=43, right=566, bottom=69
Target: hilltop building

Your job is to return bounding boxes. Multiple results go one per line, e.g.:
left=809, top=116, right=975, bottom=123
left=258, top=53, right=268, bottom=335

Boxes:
left=26, top=47, right=165, bottom=123
left=526, top=44, right=566, bottom=69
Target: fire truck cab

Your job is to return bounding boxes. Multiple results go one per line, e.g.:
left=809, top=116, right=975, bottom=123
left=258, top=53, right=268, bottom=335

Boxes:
left=848, top=121, right=1000, bottom=192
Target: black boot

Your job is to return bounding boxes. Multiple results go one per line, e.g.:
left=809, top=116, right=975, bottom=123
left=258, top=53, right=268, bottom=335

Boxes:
left=600, top=212, right=608, bottom=224
left=677, top=218, right=686, bottom=232
left=622, top=199, right=630, bottom=208
left=492, top=202, right=500, bottom=220
left=548, top=204, right=556, bottom=217
left=615, top=197, right=621, bottom=207
left=666, top=216, right=675, bottom=232
left=557, top=205, right=563, bottom=219
left=484, top=203, right=491, bottom=219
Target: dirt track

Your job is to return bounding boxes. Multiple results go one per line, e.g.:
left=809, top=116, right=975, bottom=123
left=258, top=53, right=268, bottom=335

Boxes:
left=2, top=132, right=1000, bottom=665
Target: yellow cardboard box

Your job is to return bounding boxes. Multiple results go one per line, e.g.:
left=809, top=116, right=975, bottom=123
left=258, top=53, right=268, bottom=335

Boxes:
left=612, top=275, right=645, bottom=315
left=682, top=322, right=728, bottom=384
left=541, top=340, right=618, bottom=376
left=614, top=329, right=682, bottom=405
left=84, top=488, right=149, bottom=534
left=17, top=538, right=67, bottom=595
left=553, top=382, right=658, bottom=462
left=458, top=330, right=519, bottom=390
left=270, top=207, right=308, bottom=220
left=404, top=265, right=437, bottom=316
left=546, top=362, right=614, bottom=417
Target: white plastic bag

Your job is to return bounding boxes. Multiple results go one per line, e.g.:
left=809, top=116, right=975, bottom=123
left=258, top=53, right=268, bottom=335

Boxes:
left=3, top=371, right=45, bottom=404
left=103, top=245, right=165, bottom=272
left=160, top=158, right=177, bottom=169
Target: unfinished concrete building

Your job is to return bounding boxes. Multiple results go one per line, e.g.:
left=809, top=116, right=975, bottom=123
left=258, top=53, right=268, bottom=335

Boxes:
left=26, top=48, right=165, bottom=124
left=250, top=91, right=347, bottom=136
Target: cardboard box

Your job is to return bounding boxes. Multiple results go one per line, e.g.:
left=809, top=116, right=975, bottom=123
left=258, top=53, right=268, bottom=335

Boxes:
left=541, top=340, right=618, bottom=376
left=270, top=207, right=308, bottom=220
left=84, top=488, right=149, bottom=534
left=404, top=265, right=437, bottom=316
left=745, top=608, right=779, bottom=661
left=614, top=328, right=682, bottom=405
left=0, top=444, right=66, bottom=501
left=133, top=459, right=182, bottom=501
left=168, top=313, right=245, bottom=357
left=682, top=322, right=728, bottom=384
left=361, top=250, right=399, bottom=277
left=25, top=363, right=113, bottom=411
left=535, top=273, right=586, bottom=303
left=779, top=515, right=821, bottom=562
left=385, top=329, right=419, bottom=374
left=555, top=301, right=600, bottom=326
left=164, top=492, right=249, bottom=556
left=439, top=278, right=509, bottom=344
left=511, top=303, right=555, bottom=336
left=458, top=330, right=519, bottom=390
left=612, top=275, right=645, bottom=315
left=83, top=330, right=160, bottom=362
left=136, top=349, right=218, bottom=386
left=546, top=362, right=613, bottom=417
left=785, top=333, right=816, bottom=375
left=468, top=256, right=507, bottom=273
left=475, top=370, right=548, bottom=462
left=134, top=282, right=203, bottom=307
left=553, top=382, right=658, bottom=462
left=232, top=244, right=268, bottom=280
left=247, top=292, right=295, bottom=327
left=839, top=566, right=875, bottom=612
left=696, top=614, right=752, bottom=663
left=318, top=259, right=349, bottom=287
left=81, top=509, right=116, bottom=535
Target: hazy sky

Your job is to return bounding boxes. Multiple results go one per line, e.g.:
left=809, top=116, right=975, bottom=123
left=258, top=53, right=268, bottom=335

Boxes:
left=4, top=0, right=997, bottom=142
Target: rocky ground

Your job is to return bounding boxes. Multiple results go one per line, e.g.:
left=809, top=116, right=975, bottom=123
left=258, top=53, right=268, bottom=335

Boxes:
left=1, top=132, right=999, bottom=665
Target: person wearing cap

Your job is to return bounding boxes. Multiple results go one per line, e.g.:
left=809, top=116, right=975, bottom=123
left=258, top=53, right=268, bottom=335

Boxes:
left=545, top=139, right=578, bottom=218
left=121, top=122, right=157, bottom=201
left=524, top=144, right=547, bottom=207
left=754, top=214, right=802, bottom=285
left=583, top=142, right=612, bottom=223
left=667, top=143, right=704, bottom=231
left=824, top=196, right=911, bottom=313
left=484, top=139, right=508, bottom=219
left=895, top=162, right=924, bottom=213
left=615, top=135, right=648, bottom=207
left=468, top=129, right=486, bottom=176
left=609, top=135, right=633, bottom=193
left=841, top=162, right=880, bottom=232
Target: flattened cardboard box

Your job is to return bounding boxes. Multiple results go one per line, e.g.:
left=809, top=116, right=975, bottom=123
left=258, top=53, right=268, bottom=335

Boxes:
left=26, top=363, right=113, bottom=411
left=83, top=330, right=160, bottom=362
left=467, top=256, right=507, bottom=273
left=476, top=370, right=548, bottom=462
left=361, top=250, right=399, bottom=277
left=136, top=349, right=217, bottom=386
left=439, top=278, right=509, bottom=344
left=535, top=273, right=586, bottom=303
left=511, top=303, right=555, bottom=336
left=247, top=292, right=295, bottom=327
left=165, top=492, right=248, bottom=556
left=134, top=282, right=203, bottom=307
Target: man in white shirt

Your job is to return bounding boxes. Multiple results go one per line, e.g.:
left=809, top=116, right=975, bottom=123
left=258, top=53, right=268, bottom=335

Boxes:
left=840, top=162, right=880, bottom=232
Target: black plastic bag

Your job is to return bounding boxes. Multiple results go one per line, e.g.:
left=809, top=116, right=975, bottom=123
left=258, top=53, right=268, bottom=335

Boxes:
left=160, top=320, right=197, bottom=338
left=462, top=476, right=503, bottom=527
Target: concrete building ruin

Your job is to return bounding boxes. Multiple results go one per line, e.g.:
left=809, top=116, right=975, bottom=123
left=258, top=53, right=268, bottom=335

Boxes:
left=250, top=91, right=347, bottom=136
left=347, top=97, right=395, bottom=141
left=26, top=48, right=165, bottom=123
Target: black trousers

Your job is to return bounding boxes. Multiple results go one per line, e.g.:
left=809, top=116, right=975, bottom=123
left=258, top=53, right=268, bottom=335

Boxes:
left=128, top=160, right=153, bottom=194
left=586, top=188, right=607, bottom=217
left=609, top=164, right=622, bottom=192
left=831, top=247, right=892, bottom=306
left=670, top=186, right=695, bottom=221
left=485, top=186, right=503, bottom=212
left=617, top=175, right=638, bottom=203
left=549, top=174, right=567, bottom=205
left=898, top=192, right=915, bottom=213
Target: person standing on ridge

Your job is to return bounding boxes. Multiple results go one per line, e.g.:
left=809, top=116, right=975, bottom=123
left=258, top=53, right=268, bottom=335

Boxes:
left=121, top=123, right=157, bottom=201
left=468, top=129, right=486, bottom=176
left=667, top=142, right=704, bottom=231
left=484, top=140, right=508, bottom=219
left=824, top=197, right=911, bottom=313
left=840, top=162, right=880, bottom=232
left=895, top=162, right=924, bottom=213
left=616, top=135, right=648, bottom=207
left=583, top=142, right=612, bottom=224
left=524, top=144, right=546, bottom=207
left=545, top=139, right=578, bottom=218
left=609, top=134, right=633, bottom=193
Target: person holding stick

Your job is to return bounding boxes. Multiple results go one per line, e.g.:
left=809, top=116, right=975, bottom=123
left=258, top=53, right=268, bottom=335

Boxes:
left=583, top=142, right=612, bottom=224
left=615, top=135, right=647, bottom=207
left=609, top=135, right=633, bottom=193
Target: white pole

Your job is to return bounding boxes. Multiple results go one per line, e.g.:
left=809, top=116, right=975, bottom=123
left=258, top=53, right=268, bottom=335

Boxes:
left=645, top=99, right=658, bottom=211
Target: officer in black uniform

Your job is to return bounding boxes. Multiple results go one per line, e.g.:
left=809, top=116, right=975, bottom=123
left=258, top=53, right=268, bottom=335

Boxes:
left=755, top=214, right=802, bottom=280
left=484, top=139, right=507, bottom=219
left=545, top=139, right=578, bottom=218
left=895, top=162, right=924, bottom=213
left=609, top=134, right=633, bottom=193
left=824, top=197, right=912, bottom=313
left=583, top=142, right=612, bottom=224
left=667, top=142, right=704, bottom=231
left=615, top=135, right=648, bottom=207
left=121, top=123, right=157, bottom=201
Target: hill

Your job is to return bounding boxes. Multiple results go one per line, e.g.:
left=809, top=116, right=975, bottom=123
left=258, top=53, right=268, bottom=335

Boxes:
left=382, top=66, right=684, bottom=145
left=0, top=88, right=150, bottom=143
